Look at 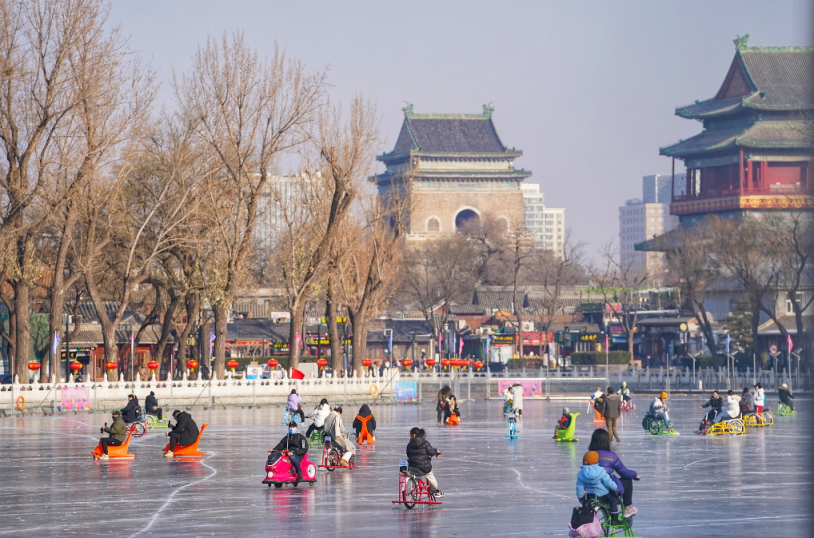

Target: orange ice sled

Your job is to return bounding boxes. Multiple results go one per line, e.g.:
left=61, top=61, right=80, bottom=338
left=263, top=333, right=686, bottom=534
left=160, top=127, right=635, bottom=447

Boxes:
left=162, top=424, right=208, bottom=456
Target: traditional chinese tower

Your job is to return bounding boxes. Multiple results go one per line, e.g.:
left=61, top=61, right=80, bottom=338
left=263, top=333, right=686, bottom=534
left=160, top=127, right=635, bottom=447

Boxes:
left=373, top=105, right=531, bottom=240
left=660, top=35, right=813, bottom=225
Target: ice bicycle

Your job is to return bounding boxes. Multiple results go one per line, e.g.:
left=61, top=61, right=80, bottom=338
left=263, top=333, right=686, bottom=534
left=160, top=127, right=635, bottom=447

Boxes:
left=642, top=414, right=679, bottom=435
left=392, top=460, right=442, bottom=509
left=584, top=487, right=640, bottom=537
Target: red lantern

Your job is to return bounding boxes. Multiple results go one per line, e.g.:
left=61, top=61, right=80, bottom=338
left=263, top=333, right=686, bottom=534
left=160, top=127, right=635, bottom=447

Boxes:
left=449, top=359, right=459, bottom=368
left=105, top=361, right=118, bottom=371
left=362, top=358, right=373, bottom=368
left=187, top=360, right=198, bottom=371
left=70, top=361, right=83, bottom=372
left=425, top=358, right=437, bottom=367
left=440, top=359, right=449, bottom=368
left=227, top=359, right=239, bottom=371
left=147, top=360, right=159, bottom=372
left=474, top=360, right=484, bottom=370
left=267, top=358, right=278, bottom=368
left=316, top=358, right=328, bottom=368
left=402, top=358, right=413, bottom=368
left=28, top=361, right=41, bottom=371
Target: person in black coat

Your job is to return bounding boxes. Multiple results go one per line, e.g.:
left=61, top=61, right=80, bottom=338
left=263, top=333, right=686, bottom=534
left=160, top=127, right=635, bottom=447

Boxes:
left=121, top=394, right=139, bottom=423
left=269, top=421, right=309, bottom=483
left=165, top=410, right=199, bottom=457
left=406, top=427, right=443, bottom=497
left=779, top=384, right=795, bottom=410
left=698, top=391, right=723, bottom=431
left=353, top=404, right=376, bottom=437
left=145, top=391, right=163, bottom=420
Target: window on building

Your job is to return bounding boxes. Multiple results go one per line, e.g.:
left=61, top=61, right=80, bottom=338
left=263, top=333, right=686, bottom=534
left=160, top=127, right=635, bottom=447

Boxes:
left=427, top=217, right=441, bottom=232
left=786, top=292, right=805, bottom=314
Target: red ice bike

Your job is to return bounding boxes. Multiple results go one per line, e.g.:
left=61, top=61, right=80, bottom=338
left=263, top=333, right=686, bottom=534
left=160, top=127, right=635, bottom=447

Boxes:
left=392, top=461, right=442, bottom=509
left=318, top=435, right=358, bottom=471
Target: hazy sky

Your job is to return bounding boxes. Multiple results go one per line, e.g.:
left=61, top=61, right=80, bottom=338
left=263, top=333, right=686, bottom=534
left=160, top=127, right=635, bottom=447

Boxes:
left=111, top=1, right=813, bottom=258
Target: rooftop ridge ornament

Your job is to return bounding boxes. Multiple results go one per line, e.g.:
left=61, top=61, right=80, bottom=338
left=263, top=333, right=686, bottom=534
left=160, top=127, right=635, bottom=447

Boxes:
left=402, top=103, right=414, bottom=117
left=483, top=103, right=494, bottom=118
left=734, top=34, right=750, bottom=51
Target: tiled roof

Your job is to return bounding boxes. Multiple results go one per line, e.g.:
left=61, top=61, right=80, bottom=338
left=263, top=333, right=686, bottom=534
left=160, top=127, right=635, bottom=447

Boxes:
left=757, top=314, right=812, bottom=335
left=406, top=117, right=505, bottom=154
left=676, top=97, right=743, bottom=119
left=660, top=121, right=812, bottom=157
left=660, top=125, right=744, bottom=157
left=227, top=320, right=288, bottom=342
left=737, top=121, right=814, bottom=148
left=448, top=304, right=488, bottom=316
left=367, top=319, right=434, bottom=344
left=740, top=49, right=814, bottom=109
left=675, top=46, right=814, bottom=119
left=66, top=301, right=142, bottom=325
left=472, top=289, right=517, bottom=311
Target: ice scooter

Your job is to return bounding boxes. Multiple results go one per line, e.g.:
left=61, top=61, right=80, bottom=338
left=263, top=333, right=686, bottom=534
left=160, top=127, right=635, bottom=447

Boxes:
left=262, top=449, right=317, bottom=488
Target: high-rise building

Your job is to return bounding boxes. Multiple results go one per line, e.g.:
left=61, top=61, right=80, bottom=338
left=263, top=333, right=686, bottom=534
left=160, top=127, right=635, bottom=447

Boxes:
left=642, top=173, right=686, bottom=204
left=522, top=183, right=565, bottom=255
left=255, top=174, right=303, bottom=251
left=619, top=175, right=679, bottom=271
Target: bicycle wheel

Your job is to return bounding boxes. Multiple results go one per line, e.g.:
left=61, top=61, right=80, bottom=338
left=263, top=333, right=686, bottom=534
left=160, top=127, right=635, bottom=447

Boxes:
left=594, top=505, right=611, bottom=536
left=648, top=419, right=662, bottom=435
left=132, top=422, right=146, bottom=436
left=326, top=448, right=340, bottom=471
left=730, top=421, right=745, bottom=435
left=403, top=477, right=419, bottom=509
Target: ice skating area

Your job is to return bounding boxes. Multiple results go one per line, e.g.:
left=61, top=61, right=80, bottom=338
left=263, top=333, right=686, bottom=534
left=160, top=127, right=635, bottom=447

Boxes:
left=0, top=396, right=810, bottom=537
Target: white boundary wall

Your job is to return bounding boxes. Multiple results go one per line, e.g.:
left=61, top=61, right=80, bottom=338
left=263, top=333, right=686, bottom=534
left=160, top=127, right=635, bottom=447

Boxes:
left=0, top=368, right=400, bottom=412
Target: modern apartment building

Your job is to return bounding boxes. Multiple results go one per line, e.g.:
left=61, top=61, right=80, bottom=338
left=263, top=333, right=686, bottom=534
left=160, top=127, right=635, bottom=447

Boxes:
left=619, top=174, right=681, bottom=271
left=522, top=183, right=565, bottom=256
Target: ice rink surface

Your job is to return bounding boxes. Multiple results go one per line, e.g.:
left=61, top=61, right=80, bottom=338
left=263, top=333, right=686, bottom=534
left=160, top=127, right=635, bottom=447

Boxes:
left=0, top=395, right=811, bottom=537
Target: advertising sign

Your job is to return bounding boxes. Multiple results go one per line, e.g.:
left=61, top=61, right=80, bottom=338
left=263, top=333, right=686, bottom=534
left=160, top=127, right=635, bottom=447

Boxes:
left=497, top=379, right=543, bottom=398
left=60, top=387, right=90, bottom=411
left=395, top=381, right=417, bottom=402
left=245, top=366, right=264, bottom=379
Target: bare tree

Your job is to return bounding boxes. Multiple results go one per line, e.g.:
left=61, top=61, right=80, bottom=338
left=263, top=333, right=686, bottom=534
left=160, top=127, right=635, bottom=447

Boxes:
left=589, top=242, right=650, bottom=365
left=399, top=235, right=481, bottom=345
left=708, top=216, right=778, bottom=354
left=77, top=123, right=202, bottom=370
left=764, top=211, right=814, bottom=350
left=664, top=222, right=721, bottom=364
left=175, top=32, right=326, bottom=376
left=337, top=198, right=405, bottom=376
left=276, top=96, right=379, bottom=370
left=0, top=0, right=151, bottom=382
left=531, top=230, right=586, bottom=336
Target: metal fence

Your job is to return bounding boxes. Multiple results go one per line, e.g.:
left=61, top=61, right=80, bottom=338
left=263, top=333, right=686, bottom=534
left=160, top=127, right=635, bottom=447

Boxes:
left=486, top=377, right=609, bottom=399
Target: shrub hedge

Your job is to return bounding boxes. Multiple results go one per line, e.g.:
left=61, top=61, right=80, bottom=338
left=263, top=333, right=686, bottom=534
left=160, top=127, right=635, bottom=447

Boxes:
left=570, top=351, right=632, bottom=365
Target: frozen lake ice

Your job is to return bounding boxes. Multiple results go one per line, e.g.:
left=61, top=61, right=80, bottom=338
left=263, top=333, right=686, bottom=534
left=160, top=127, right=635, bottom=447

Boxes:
left=0, top=395, right=811, bottom=537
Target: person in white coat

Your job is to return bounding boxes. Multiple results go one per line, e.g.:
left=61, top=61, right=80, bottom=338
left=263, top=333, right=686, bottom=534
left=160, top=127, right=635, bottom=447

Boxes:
left=752, top=383, right=765, bottom=415
left=323, top=406, right=355, bottom=467
left=511, top=383, right=524, bottom=417
left=714, top=390, right=740, bottom=423
left=305, top=398, right=331, bottom=438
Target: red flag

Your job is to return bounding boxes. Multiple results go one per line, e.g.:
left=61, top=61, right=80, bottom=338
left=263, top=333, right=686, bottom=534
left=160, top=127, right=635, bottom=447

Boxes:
left=787, top=335, right=793, bottom=354
left=290, top=368, right=305, bottom=380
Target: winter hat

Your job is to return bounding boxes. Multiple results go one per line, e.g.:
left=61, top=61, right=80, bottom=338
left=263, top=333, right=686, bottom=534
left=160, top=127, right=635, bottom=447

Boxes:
left=660, top=391, right=667, bottom=399
left=583, top=451, right=599, bottom=465
left=562, top=407, right=570, bottom=415
left=742, top=388, right=749, bottom=393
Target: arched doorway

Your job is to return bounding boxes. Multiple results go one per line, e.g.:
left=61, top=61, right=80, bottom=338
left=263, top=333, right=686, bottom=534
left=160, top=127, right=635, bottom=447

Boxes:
left=455, top=208, right=480, bottom=231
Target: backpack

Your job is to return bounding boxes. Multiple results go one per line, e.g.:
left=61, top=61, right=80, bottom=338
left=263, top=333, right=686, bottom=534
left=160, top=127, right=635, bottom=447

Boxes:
left=568, top=506, right=602, bottom=538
